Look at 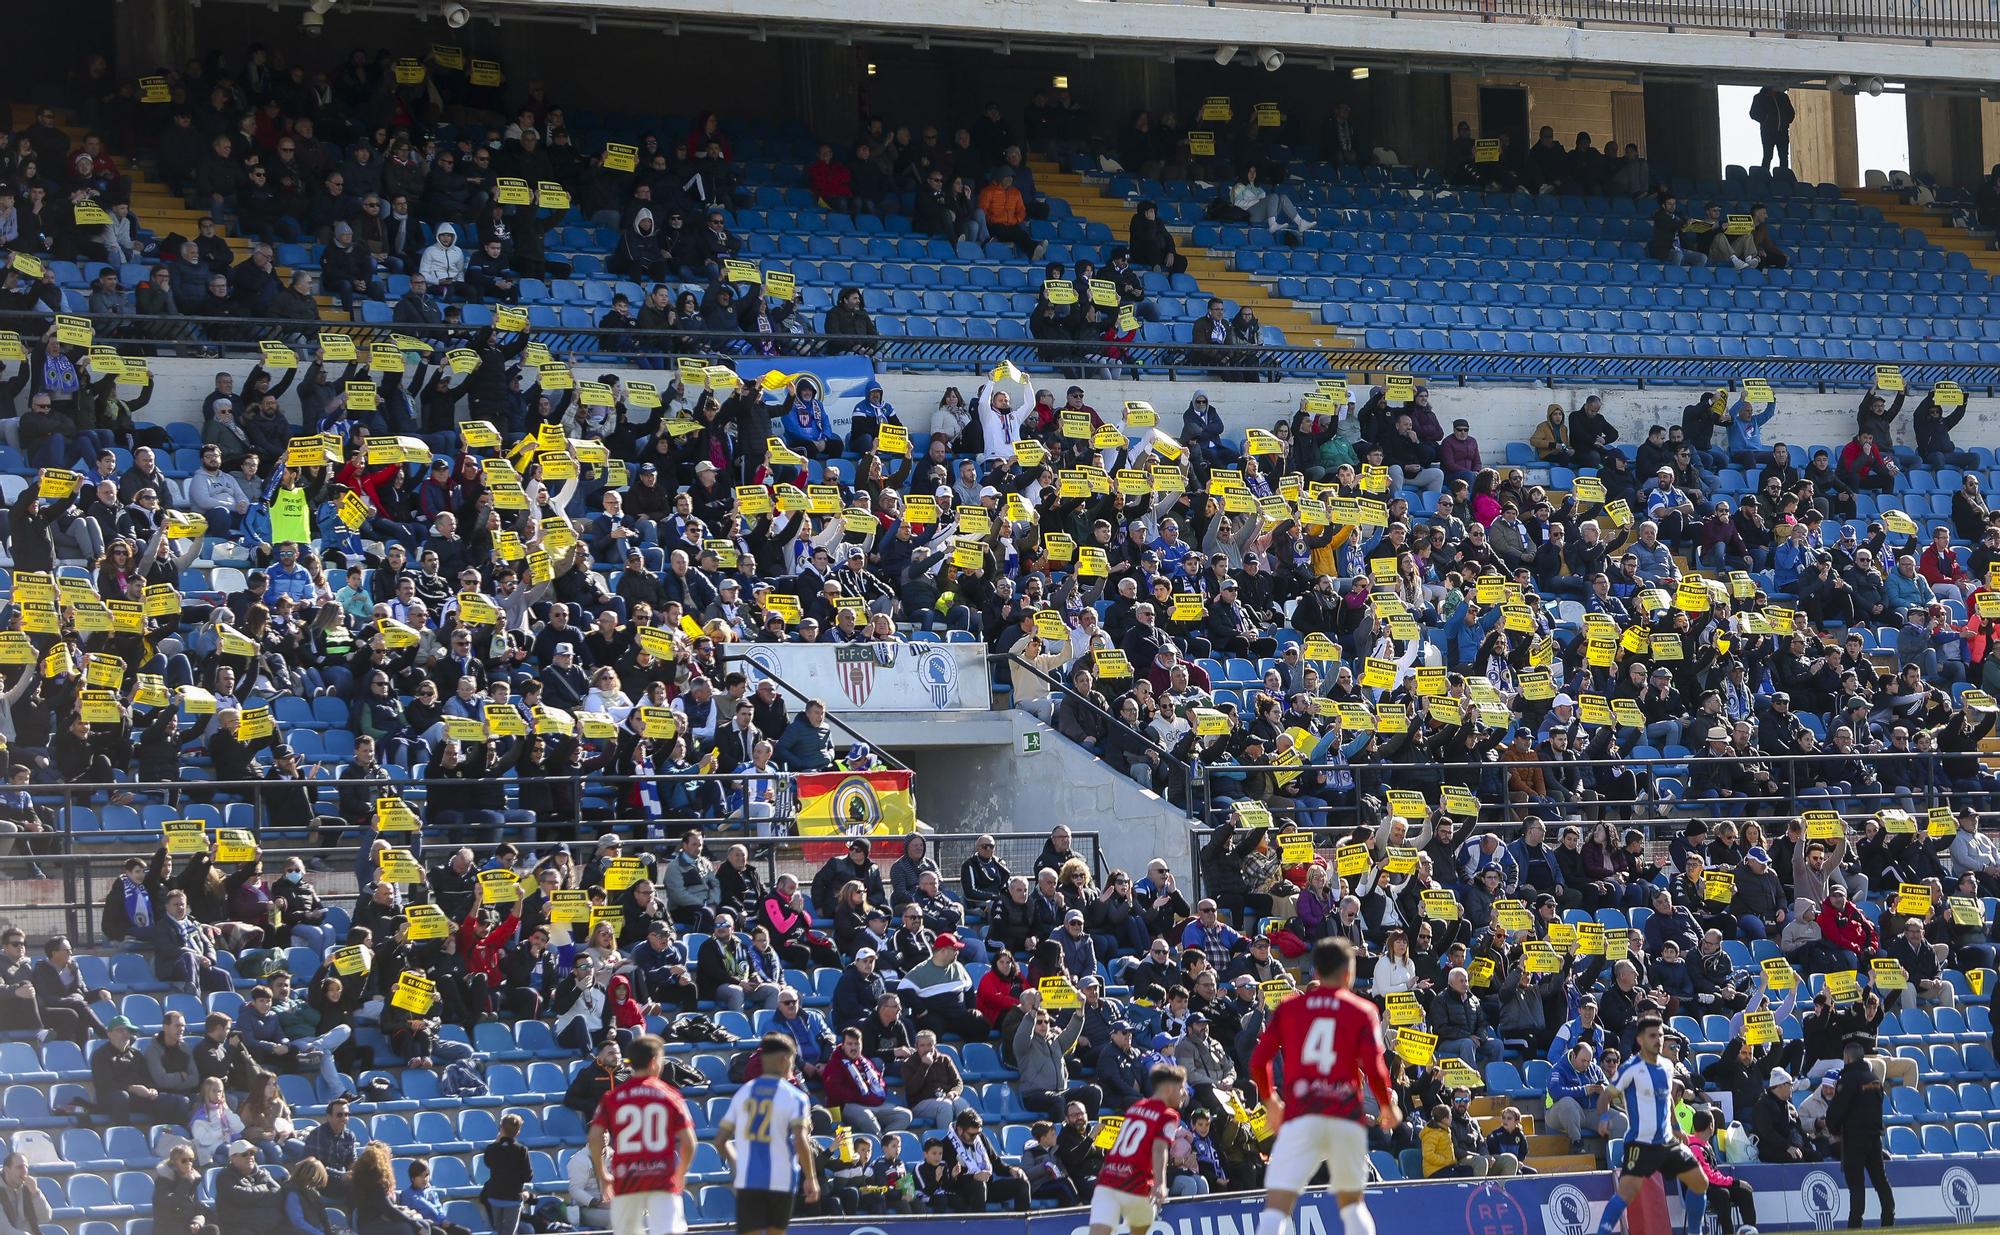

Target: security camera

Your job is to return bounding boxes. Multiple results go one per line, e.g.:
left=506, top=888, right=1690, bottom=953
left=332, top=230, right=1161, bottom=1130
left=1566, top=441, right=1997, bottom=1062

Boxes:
left=443, top=1, right=470, bottom=27
left=1863, top=76, right=1884, bottom=96
left=300, top=10, right=325, bottom=34
left=1212, top=45, right=1238, bottom=66
left=1257, top=46, right=1284, bottom=71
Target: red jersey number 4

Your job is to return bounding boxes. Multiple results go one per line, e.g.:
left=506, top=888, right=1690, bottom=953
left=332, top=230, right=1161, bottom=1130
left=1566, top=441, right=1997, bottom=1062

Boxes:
left=1253, top=988, right=1391, bottom=1122
left=592, top=1078, right=693, bottom=1195
left=1097, top=1098, right=1180, bottom=1196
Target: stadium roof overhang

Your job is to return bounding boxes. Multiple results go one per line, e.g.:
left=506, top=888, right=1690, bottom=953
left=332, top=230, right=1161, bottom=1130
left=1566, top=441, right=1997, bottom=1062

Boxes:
left=247, top=0, right=2000, bottom=92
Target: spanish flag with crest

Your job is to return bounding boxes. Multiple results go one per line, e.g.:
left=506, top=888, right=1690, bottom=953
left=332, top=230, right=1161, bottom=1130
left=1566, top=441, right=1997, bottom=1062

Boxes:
left=797, top=770, right=917, bottom=850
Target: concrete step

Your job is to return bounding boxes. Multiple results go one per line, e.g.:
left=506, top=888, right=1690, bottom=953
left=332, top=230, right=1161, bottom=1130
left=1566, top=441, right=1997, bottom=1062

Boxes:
left=1532, top=1153, right=1602, bottom=1173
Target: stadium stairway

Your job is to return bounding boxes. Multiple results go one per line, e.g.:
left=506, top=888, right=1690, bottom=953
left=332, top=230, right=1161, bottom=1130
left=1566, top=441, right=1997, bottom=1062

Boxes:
left=1025, top=155, right=1341, bottom=343
left=1465, top=1094, right=1600, bottom=1175
left=1851, top=187, right=2000, bottom=277
left=21, top=106, right=337, bottom=318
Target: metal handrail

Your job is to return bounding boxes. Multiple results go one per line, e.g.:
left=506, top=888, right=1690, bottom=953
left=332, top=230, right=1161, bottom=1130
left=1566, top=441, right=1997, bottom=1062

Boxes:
left=29, top=308, right=2000, bottom=389
left=993, top=648, right=1206, bottom=819
left=21, top=824, right=1095, bottom=948
left=717, top=652, right=910, bottom=773
left=1216, top=0, right=2000, bottom=40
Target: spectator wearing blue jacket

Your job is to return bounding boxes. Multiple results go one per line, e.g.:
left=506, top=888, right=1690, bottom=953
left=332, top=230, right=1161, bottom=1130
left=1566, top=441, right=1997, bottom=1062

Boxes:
left=1545, top=996, right=1607, bottom=1064
left=1055, top=910, right=1099, bottom=980
left=847, top=382, right=900, bottom=455
left=1545, top=1039, right=1628, bottom=1152
left=780, top=384, right=839, bottom=461
left=771, top=994, right=837, bottom=1080
left=1727, top=396, right=1777, bottom=466
left=1628, top=522, right=1675, bottom=583
left=1508, top=821, right=1575, bottom=908
left=1884, top=554, right=1936, bottom=621
left=1437, top=599, right=1501, bottom=671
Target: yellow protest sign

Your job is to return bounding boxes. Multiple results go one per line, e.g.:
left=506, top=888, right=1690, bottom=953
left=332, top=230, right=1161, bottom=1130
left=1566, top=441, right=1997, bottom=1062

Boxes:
left=1744, top=1010, right=1778, bottom=1045
left=1421, top=889, right=1461, bottom=921
left=1038, top=976, right=1080, bottom=1009
left=603, top=855, right=646, bottom=892
left=378, top=848, right=425, bottom=884
left=391, top=972, right=437, bottom=1014
left=375, top=797, right=420, bottom=832
left=1824, top=969, right=1860, bottom=1003
left=1895, top=882, right=1933, bottom=916
left=162, top=819, right=206, bottom=854
left=1703, top=870, right=1736, bottom=903
left=477, top=868, right=521, bottom=902
left=1384, top=992, right=1423, bottom=1026
left=1762, top=957, right=1795, bottom=990
left=1870, top=958, right=1907, bottom=990
left=1395, top=1029, right=1437, bottom=1066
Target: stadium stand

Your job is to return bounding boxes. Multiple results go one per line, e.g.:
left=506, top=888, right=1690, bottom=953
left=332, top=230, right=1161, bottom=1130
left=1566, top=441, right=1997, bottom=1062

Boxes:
left=0, top=29, right=1998, bottom=1235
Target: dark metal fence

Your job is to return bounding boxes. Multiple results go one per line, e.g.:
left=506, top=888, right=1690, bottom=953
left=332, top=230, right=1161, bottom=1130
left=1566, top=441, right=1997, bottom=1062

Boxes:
left=30, top=309, right=2000, bottom=390
left=0, top=757, right=1095, bottom=945
left=1226, top=0, right=2000, bottom=40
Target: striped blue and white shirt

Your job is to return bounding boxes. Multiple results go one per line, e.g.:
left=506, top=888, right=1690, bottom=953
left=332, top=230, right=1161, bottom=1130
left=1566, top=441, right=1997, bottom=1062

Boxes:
left=1613, top=1054, right=1676, bottom=1145
left=720, top=1074, right=813, bottom=1191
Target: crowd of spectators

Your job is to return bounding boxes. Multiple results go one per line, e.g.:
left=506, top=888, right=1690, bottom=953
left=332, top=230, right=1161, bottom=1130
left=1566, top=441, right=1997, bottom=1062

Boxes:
left=0, top=42, right=1988, bottom=1234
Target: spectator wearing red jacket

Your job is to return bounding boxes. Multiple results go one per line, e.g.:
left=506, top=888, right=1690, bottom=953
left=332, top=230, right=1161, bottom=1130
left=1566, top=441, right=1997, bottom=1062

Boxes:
left=1837, top=430, right=1898, bottom=493
left=805, top=144, right=855, bottom=215
left=457, top=897, right=520, bottom=987
left=1918, top=527, right=1969, bottom=604
left=1815, top=886, right=1877, bottom=967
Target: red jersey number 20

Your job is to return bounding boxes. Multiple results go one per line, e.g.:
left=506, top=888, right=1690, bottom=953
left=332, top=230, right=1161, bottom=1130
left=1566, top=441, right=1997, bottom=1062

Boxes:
left=613, top=1103, right=678, bottom=1155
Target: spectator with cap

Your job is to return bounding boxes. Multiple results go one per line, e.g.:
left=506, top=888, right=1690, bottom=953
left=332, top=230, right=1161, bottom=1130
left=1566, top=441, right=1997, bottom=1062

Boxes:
left=695, top=912, right=782, bottom=1011
left=1749, top=1067, right=1814, bottom=1162
left=216, top=1141, right=285, bottom=1232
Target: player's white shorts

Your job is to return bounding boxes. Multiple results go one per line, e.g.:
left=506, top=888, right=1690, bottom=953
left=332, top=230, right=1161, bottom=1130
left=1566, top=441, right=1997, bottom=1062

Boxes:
left=1264, top=1114, right=1369, bottom=1193
left=1090, top=1184, right=1159, bottom=1232
left=610, top=1189, right=687, bottom=1235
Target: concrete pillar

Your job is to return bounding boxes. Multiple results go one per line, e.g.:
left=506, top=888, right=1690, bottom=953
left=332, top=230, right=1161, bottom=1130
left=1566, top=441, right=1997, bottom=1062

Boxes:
left=116, top=0, right=196, bottom=77
left=1642, top=82, right=1720, bottom=183
left=1830, top=91, right=1861, bottom=188
left=1906, top=89, right=1984, bottom=187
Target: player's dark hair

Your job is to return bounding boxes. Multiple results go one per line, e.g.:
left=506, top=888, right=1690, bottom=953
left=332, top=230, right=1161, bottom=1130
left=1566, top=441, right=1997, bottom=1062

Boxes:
left=1634, top=1015, right=1664, bottom=1037
left=1149, top=1063, right=1187, bottom=1090
left=1313, top=936, right=1355, bottom=980
left=761, top=1032, right=797, bottom=1059
left=627, top=1033, right=665, bottom=1070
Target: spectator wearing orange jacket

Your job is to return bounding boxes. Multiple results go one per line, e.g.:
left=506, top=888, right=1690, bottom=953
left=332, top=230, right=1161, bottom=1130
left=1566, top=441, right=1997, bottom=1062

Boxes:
left=977, top=170, right=1040, bottom=260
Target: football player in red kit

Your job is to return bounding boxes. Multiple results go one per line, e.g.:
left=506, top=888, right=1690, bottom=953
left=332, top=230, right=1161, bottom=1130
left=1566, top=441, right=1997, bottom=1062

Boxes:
left=1087, top=1064, right=1189, bottom=1235
left=588, top=1034, right=697, bottom=1235
left=1250, top=938, right=1399, bottom=1235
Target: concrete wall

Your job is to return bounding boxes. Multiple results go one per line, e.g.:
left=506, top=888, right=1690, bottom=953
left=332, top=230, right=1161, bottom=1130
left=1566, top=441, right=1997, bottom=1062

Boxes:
left=1448, top=73, right=1646, bottom=152
left=900, top=708, right=1195, bottom=880
left=129, top=357, right=1977, bottom=456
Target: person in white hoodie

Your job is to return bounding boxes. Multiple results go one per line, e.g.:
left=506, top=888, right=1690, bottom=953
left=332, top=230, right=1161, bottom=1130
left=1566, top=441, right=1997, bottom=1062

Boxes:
left=189, top=1076, right=245, bottom=1164
left=418, top=222, right=468, bottom=296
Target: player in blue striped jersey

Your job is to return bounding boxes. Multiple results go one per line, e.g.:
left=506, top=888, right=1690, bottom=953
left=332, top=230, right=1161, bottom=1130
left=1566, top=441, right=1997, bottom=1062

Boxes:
left=1596, top=1017, right=1709, bottom=1235
left=718, top=1034, right=819, bottom=1235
